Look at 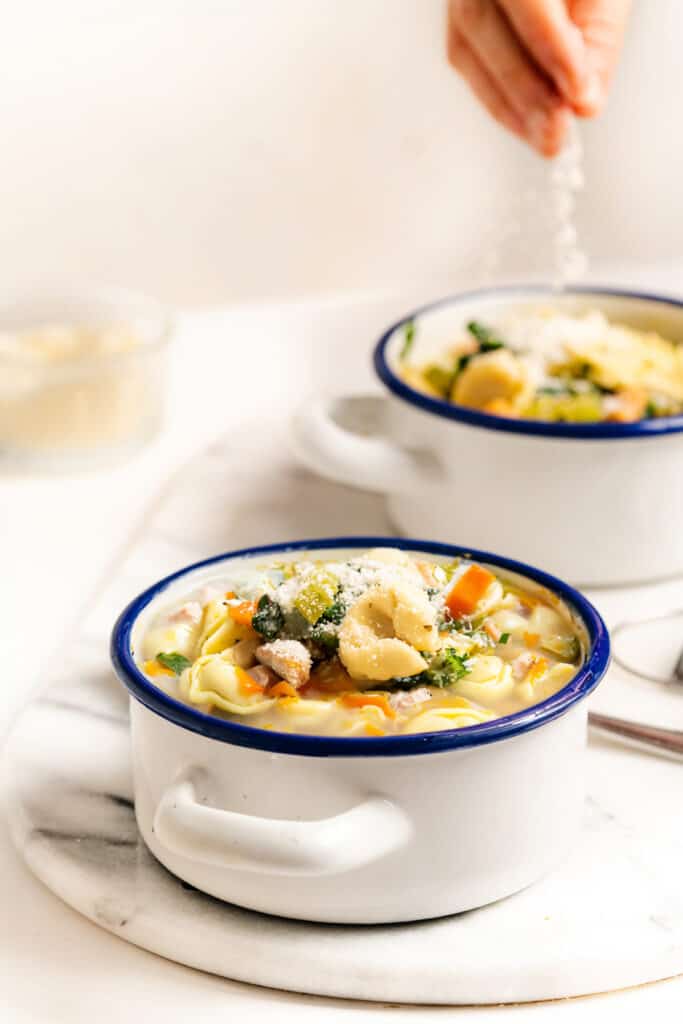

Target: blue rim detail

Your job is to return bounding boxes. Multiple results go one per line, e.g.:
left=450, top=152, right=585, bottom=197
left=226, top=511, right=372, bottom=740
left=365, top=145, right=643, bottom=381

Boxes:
left=374, top=284, right=683, bottom=440
left=111, top=537, right=610, bottom=758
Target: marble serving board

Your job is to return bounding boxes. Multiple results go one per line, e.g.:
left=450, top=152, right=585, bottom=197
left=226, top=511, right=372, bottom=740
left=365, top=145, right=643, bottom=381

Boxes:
left=4, top=426, right=683, bottom=1005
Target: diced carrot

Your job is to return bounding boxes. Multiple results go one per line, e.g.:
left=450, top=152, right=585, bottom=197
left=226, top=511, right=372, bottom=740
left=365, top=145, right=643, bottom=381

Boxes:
left=236, top=666, right=265, bottom=694
left=364, top=723, right=386, bottom=737
left=229, top=600, right=256, bottom=627
left=268, top=681, right=299, bottom=699
left=523, top=632, right=540, bottom=648
left=445, top=564, right=496, bottom=619
left=143, top=659, right=174, bottom=677
left=482, top=398, right=515, bottom=417
left=224, top=590, right=236, bottom=600
left=606, top=388, right=648, bottom=423
left=528, top=657, right=549, bottom=684
left=341, top=692, right=396, bottom=719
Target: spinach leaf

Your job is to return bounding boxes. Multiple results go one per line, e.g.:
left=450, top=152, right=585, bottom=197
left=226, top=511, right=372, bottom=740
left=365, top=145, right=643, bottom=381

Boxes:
left=467, top=320, right=505, bottom=352
left=316, top=594, right=346, bottom=626
left=252, top=594, right=285, bottom=641
left=400, top=319, right=416, bottom=360
left=156, top=652, right=192, bottom=675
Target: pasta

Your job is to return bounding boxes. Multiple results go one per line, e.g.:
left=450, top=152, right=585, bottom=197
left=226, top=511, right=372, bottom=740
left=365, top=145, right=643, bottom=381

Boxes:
left=399, top=309, right=683, bottom=423
left=139, top=547, right=586, bottom=738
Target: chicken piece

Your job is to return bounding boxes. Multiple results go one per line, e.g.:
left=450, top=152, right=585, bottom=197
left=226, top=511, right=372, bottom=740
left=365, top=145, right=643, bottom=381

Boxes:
left=483, top=619, right=502, bottom=643
left=389, top=687, right=432, bottom=712
left=246, top=664, right=281, bottom=688
left=511, top=651, right=537, bottom=681
left=230, top=635, right=261, bottom=668
left=256, top=640, right=312, bottom=689
left=168, top=601, right=202, bottom=625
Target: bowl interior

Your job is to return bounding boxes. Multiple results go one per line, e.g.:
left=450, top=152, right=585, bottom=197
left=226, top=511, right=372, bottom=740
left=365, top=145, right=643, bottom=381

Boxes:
left=384, top=286, right=683, bottom=374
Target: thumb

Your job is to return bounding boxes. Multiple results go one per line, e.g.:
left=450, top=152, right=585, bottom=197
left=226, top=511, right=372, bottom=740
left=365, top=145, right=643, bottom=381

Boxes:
left=569, top=0, right=632, bottom=115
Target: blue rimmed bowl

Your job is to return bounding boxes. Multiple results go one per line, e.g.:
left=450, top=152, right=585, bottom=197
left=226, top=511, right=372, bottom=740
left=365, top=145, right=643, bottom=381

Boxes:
left=291, top=285, right=683, bottom=585
left=111, top=537, right=609, bottom=924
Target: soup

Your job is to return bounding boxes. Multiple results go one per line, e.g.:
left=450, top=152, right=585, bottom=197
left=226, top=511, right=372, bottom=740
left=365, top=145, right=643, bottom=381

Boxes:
left=138, top=547, right=585, bottom=738
left=399, top=309, right=683, bottom=423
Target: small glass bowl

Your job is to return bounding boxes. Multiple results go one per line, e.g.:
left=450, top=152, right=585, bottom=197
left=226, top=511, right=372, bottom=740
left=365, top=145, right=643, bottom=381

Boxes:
left=0, top=287, right=172, bottom=471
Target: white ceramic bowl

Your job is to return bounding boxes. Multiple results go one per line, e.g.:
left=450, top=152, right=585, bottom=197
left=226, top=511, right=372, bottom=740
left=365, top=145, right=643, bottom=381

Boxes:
left=111, top=537, right=609, bottom=925
left=291, top=286, right=683, bottom=585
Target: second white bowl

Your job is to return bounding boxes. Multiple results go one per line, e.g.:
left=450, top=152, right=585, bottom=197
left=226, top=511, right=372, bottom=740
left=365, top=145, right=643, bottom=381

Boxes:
left=291, top=285, right=683, bottom=585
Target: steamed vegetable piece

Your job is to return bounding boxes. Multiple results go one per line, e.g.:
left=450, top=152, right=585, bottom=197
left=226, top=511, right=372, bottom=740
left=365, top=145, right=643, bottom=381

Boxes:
left=140, top=548, right=585, bottom=737
left=294, top=570, right=339, bottom=624
left=445, top=564, right=496, bottom=619
left=156, top=652, right=192, bottom=675
left=252, top=594, right=284, bottom=640
left=400, top=319, right=416, bottom=360
left=467, top=320, right=505, bottom=351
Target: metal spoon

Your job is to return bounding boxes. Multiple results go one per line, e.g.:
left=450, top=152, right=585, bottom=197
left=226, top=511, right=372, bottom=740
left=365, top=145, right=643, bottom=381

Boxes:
left=611, top=610, right=683, bottom=686
left=675, top=645, right=683, bottom=684
left=589, top=711, right=683, bottom=760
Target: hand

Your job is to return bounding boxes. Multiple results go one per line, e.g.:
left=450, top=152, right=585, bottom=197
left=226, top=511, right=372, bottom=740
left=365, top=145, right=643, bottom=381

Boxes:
left=446, top=0, right=631, bottom=156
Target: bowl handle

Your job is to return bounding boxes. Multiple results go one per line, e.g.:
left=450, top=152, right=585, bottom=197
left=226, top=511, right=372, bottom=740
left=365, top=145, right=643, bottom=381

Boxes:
left=153, top=770, right=413, bottom=876
left=290, top=394, right=438, bottom=493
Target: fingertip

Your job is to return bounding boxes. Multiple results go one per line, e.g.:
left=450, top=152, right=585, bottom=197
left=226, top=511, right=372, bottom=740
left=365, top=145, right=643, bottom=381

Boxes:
left=572, top=71, right=605, bottom=117
left=526, top=107, right=568, bottom=158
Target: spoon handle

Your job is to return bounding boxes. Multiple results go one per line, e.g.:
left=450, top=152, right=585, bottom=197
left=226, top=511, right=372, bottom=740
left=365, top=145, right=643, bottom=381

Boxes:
left=588, top=711, right=683, bottom=760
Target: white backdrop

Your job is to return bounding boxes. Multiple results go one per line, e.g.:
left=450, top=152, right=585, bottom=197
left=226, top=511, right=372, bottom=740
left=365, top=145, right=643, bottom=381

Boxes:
left=1, top=0, right=681, bottom=305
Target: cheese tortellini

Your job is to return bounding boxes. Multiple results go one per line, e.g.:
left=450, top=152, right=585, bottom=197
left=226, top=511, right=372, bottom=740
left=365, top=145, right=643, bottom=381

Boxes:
left=139, top=547, right=585, bottom=738
left=181, top=654, right=276, bottom=715
left=338, top=581, right=438, bottom=681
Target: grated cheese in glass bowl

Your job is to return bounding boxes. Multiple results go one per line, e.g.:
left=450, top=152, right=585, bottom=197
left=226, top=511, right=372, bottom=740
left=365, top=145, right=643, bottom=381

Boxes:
left=0, top=288, right=171, bottom=470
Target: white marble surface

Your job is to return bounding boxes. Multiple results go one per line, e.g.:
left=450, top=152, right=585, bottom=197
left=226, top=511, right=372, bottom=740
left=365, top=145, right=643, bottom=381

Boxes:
left=2, top=281, right=683, bottom=1021
left=5, top=424, right=683, bottom=1006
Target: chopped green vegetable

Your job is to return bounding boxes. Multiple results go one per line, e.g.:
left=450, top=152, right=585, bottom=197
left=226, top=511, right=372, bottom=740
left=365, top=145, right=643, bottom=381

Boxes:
left=156, top=652, right=192, bottom=675
left=294, top=571, right=339, bottom=624
left=424, top=364, right=455, bottom=398
left=540, top=634, right=580, bottom=660
left=424, top=648, right=471, bottom=688
left=400, top=319, right=416, bottom=360
left=440, top=616, right=467, bottom=633
left=645, top=400, right=657, bottom=418
left=252, top=594, right=285, bottom=641
left=387, top=671, right=428, bottom=690
left=467, top=320, right=505, bottom=352
left=309, top=628, right=340, bottom=654
left=316, top=593, right=346, bottom=625
left=498, top=632, right=511, bottom=645
left=525, top=392, right=603, bottom=423
left=455, top=352, right=473, bottom=375
left=442, top=559, right=461, bottom=583
left=537, top=385, right=572, bottom=396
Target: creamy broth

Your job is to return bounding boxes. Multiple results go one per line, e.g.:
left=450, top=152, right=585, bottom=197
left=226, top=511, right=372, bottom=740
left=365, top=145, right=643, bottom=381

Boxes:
left=139, top=548, right=585, bottom=738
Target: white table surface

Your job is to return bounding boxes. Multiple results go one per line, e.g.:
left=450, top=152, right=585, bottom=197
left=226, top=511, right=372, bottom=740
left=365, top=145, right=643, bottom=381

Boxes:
left=2, top=274, right=682, bottom=1023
